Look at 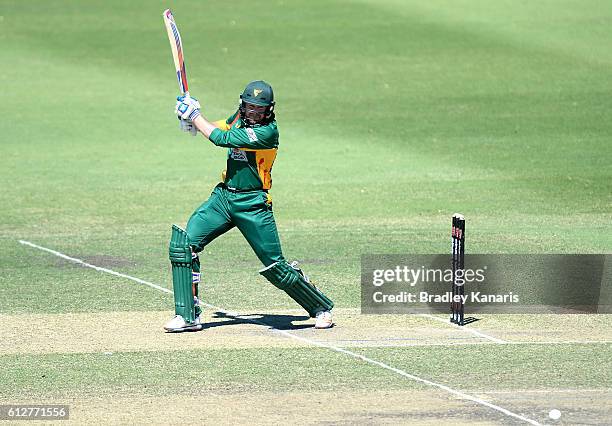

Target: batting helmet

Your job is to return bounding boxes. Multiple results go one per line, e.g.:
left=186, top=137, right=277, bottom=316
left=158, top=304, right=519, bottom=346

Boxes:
left=239, top=80, right=275, bottom=126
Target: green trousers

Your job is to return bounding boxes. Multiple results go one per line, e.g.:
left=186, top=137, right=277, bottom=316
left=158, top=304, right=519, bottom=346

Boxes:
left=186, top=183, right=284, bottom=266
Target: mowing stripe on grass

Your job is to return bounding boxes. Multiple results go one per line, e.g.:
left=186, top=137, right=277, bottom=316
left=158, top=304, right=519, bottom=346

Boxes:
left=18, top=239, right=541, bottom=425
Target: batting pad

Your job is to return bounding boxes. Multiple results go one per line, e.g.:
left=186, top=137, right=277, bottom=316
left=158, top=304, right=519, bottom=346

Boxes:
left=169, top=225, right=196, bottom=323
left=260, top=261, right=334, bottom=317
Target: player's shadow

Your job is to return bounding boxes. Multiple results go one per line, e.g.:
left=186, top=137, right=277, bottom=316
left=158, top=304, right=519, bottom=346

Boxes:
left=200, top=311, right=313, bottom=331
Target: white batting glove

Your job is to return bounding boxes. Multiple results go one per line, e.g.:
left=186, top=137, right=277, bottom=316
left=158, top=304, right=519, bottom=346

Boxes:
left=179, top=118, right=198, bottom=136
left=175, top=94, right=201, bottom=121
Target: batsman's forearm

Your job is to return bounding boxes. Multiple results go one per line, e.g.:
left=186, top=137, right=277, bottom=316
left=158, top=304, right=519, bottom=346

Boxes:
left=193, top=115, right=218, bottom=139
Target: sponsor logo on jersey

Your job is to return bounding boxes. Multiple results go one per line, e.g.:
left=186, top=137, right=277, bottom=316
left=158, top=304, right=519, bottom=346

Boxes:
left=245, top=127, right=258, bottom=142
left=230, top=148, right=248, bottom=162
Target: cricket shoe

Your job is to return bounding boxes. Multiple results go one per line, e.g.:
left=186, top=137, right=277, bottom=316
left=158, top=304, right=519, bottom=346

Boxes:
left=163, top=314, right=204, bottom=332
left=314, top=310, right=333, bottom=329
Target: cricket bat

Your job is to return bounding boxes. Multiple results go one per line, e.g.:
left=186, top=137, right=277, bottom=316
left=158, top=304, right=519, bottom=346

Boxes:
left=163, top=9, right=189, bottom=95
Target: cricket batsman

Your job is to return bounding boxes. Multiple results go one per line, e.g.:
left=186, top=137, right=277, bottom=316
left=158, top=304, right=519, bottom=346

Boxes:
left=164, top=80, right=334, bottom=332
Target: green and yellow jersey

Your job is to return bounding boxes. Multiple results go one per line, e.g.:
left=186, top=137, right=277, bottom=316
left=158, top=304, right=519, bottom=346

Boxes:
left=209, top=111, right=278, bottom=191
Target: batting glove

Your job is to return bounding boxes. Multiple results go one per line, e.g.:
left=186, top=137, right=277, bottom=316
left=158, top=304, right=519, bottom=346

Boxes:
left=179, top=118, right=198, bottom=136
left=175, top=95, right=201, bottom=121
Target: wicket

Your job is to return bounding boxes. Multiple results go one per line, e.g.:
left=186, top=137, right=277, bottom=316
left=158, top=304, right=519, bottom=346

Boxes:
left=450, top=213, right=465, bottom=325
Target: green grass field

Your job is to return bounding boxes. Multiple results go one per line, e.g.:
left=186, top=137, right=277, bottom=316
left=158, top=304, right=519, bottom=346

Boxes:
left=1, top=0, right=611, bottom=424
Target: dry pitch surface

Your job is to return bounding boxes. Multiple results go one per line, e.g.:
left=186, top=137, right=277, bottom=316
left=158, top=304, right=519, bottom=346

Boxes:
left=2, top=245, right=610, bottom=425
left=2, top=0, right=611, bottom=424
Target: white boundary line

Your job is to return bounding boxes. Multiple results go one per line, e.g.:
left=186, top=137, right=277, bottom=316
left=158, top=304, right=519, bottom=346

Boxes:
left=418, top=313, right=507, bottom=343
left=19, top=240, right=540, bottom=425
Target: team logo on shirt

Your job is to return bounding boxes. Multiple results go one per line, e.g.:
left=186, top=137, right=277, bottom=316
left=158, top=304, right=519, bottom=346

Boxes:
left=230, top=148, right=248, bottom=162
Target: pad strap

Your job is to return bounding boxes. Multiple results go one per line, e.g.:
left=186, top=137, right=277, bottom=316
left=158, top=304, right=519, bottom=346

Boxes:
left=192, top=252, right=201, bottom=284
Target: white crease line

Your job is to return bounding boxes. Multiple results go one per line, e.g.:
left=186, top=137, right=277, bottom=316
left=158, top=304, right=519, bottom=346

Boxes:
left=19, top=239, right=540, bottom=426
left=475, top=389, right=612, bottom=395
left=19, top=240, right=173, bottom=295
left=326, top=340, right=612, bottom=348
left=265, top=307, right=361, bottom=314
left=418, top=313, right=507, bottom=344
left=506, top=340, right=612, bottom=345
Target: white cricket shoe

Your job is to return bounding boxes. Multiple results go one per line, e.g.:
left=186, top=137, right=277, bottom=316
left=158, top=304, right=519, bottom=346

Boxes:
left=163, top=314, right=203, bottom=332
left=315, top=310, right=333, bottom=329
